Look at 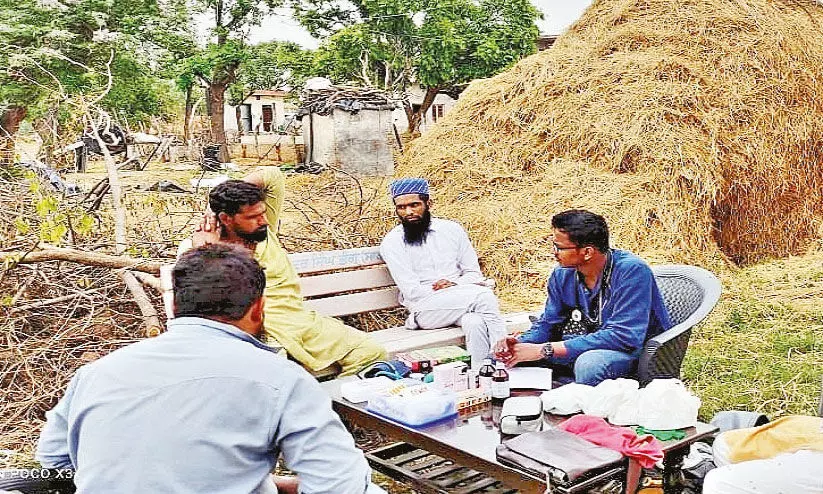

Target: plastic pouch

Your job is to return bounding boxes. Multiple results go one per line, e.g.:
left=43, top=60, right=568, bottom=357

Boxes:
left=500, top=396, right=543, bottom=435
left=367, top=386, right=457, bottom=427
left=636, top=379, right=701, bottom=430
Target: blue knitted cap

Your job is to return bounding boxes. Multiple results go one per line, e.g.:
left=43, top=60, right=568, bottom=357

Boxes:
left=389, top=177, right=430, bottom=198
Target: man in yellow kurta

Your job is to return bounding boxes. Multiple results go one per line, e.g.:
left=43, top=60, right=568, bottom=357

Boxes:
left=182, top=167, right=386, bottom=376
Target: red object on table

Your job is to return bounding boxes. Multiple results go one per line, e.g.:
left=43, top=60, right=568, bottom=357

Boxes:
left=557, top=414, right=664, bottom=468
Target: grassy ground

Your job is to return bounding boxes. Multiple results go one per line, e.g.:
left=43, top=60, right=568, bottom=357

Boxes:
left=682, top=254, right=823, bottom=420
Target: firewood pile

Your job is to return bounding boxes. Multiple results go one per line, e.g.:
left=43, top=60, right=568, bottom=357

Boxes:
left=0, top=172, right=166, bottom=466
left=299, top=85, right=397, bottom=116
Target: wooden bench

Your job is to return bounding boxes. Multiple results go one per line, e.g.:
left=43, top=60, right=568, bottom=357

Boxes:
left=289, top=246, right=535, bottom=378
left=161, top=245, right=534, bottom=378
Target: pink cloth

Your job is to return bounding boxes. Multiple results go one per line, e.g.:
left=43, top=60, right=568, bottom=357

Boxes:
left=557, top=414, right=664, bottom=468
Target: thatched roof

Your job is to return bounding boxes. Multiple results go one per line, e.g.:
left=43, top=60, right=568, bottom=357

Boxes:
left=397, top=0, right=823, bottom=270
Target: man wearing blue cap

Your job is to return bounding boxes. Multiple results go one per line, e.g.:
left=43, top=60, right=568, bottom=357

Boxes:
left=379, top=178, right=506, bottom=368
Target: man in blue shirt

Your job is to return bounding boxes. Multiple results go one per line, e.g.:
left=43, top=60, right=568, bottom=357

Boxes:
left=494, top=210, right=672, bottom=385
left=36, top=244, right=385, bottom=494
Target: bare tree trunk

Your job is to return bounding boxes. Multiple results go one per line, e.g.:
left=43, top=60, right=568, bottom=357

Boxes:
left=408, top=86, right=440, bottom=134
left=208, top=81, right=229, bottom=162
left=89, top=107, right=162, bottom=335
left=0, top=106, right=27, bottom=165
left=183, top=84, right=193, bottom=144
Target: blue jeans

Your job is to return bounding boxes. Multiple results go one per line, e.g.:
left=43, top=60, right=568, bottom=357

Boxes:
left=551, top=349, right=638, bottom=386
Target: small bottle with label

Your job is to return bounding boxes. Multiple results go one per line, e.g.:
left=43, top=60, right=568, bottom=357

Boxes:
left=491, top=362, right=510, bottom=402
left=478, top=358, right=495, bottom=394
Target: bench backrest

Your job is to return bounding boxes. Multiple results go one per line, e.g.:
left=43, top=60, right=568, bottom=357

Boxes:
left=161, top=246, right=400, bottom=318
left=291, top=246, right=402, bottom=317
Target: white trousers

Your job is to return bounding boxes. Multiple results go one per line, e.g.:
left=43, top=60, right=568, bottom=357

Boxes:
left=703, top=432, right=823, bottom=494
left=407, top=284, right=507, bottom=368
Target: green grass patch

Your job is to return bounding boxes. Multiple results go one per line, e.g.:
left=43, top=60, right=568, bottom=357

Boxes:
left=683, top=255, right=823, bottom=420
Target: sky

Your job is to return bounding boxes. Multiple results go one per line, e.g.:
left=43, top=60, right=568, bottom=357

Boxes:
left=230, top=0, right=594, bottom=48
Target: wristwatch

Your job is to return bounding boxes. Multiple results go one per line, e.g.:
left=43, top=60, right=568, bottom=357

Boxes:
left=540, top=343, right=554, bottom=360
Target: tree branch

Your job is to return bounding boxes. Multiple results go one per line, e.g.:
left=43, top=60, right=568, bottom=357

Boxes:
left=0, top=248, right=163, bottom=273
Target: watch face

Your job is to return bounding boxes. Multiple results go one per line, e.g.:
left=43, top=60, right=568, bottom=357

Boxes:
left=541, top=344, right=553, bottom=359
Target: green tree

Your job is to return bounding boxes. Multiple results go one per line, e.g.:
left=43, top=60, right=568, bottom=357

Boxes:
left=295, top=0, right=540, bottom=132
left=231, top=41, right=316, bottom=101
left=182, top=0, right=283, bottom=161
left=0, top=0, right=194, bottom=163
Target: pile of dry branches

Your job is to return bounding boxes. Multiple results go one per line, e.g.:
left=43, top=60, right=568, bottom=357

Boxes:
left=0, top=173, right=166, bottom=465
left=0, top=165, right=399, bottom=465
left=299, top=85, right=397, bottom=115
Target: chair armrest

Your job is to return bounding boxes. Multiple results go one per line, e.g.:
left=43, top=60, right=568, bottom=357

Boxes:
left=637, top=321, right=693, bottom=385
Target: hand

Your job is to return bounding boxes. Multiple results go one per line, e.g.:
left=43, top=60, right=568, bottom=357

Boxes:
left=493, top=336, right=519, bottom=362
left=432, top=279, right=456, bottom=291
left=191, top=211, right=221, bottom=248
left=502, top=342, right=545, bottom=367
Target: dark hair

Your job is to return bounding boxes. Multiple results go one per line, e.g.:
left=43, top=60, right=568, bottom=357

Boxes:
left=173, top=244, right=266, bottom=320
left=209, top=180, right=265, bottom=217
left=551, top=210, right=610, bottom=253
left=392, top=193, right=430, bottom=204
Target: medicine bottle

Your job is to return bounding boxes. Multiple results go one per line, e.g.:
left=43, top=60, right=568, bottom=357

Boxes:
left=491, top=362, right=510, bottom=402
left=478, top=358, right=495, bottom=393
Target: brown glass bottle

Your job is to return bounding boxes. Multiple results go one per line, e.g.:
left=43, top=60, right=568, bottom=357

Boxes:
left=491, top=362, right=510, bottom=402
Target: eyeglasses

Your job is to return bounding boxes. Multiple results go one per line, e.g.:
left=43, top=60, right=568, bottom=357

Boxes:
left=552, top=242, right=579, bottom=253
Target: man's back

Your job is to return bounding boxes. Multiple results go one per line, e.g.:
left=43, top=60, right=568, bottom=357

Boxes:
left=36, top=317, right=373, bottom=494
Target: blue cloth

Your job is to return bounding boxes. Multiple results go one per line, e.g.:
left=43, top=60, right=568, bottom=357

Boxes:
left=36, top=317, right=379, bottom=494
left=519, top=249, right=672, bottom=361
left=551, top=349, right=640, bottom=386
left=389, top=177, right=429, bottom=198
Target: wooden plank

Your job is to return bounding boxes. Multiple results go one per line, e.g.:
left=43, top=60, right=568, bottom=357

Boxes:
left=369, top=312, right=540, bottom=357
left=303, top=287, right=400, bottom=317
left=372, top=327, right=466, bottom=357
left=299, top=266, right=395, bottom=298
left=408, top=455, right=450, bottom=473
left=452, top=477, right=499, bottom=494
left=366, top=450, right=450, bottom=494
left=421, top=464, right=463, bottom=480
left=435, top=469, right=483, bottom=488
left=390, top=448, right=431, bottom=466
left=288, top=246, right=383, bottom=275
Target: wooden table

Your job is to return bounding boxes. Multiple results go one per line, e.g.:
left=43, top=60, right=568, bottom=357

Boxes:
left=323, top=378, right=717, bottom=493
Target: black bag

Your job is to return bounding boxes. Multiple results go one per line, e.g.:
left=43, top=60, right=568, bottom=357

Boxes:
left=558, top=252, right=615, bottom=339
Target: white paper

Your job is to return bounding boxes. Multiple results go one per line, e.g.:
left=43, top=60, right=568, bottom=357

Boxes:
left=506, top=367, right=553, bottom=390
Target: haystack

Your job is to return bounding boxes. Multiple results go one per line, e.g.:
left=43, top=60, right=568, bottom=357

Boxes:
left=398, top=0, right=823, bottom=274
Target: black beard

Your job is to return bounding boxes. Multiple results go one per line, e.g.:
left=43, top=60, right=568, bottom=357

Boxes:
left=401, top=210, right=432, bottom=246
left=236, top=226, right=268, bottom=243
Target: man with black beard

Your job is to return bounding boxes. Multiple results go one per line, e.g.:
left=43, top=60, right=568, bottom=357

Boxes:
left=379, top=178, right=506, bottom=368
left=178, top=170, right=386, bottom=376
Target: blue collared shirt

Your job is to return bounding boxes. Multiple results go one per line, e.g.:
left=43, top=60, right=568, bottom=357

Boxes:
left=519, top=250, right=673, bottom=359
left=36, top=317, right=380, bottom=494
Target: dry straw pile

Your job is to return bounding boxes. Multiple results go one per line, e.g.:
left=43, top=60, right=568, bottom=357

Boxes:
left=399, top=0, right=823, bottom=284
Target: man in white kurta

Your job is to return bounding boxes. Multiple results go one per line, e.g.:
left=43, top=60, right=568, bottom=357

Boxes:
left=379, top=178, right=506, bottom=368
